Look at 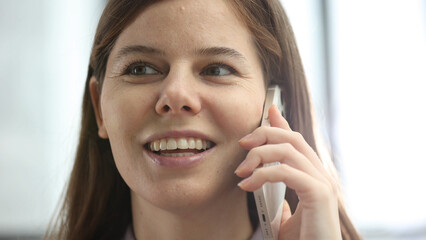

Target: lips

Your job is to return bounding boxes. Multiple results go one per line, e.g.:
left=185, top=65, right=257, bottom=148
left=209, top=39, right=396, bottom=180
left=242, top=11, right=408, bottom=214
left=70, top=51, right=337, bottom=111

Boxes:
left=143, top=132, right=216, bottom=167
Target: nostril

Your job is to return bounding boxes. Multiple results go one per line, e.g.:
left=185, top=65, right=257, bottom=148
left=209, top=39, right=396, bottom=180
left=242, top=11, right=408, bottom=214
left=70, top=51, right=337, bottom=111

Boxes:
left=163, top=105, right=170, bottom=112
left=157, top=104, right=195, bottom=115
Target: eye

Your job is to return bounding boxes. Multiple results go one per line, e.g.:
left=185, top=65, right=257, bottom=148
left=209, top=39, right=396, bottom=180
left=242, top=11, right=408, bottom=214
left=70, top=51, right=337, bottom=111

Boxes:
left=201, top=63, right=236, bottom=76
left=126, top=62, right=159, bottom=76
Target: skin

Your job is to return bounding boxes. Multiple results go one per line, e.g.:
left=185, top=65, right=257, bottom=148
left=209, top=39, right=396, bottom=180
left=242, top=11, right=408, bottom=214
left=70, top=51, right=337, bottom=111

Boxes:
left=237, top=106, right=342, bottom=239
left=90, top=0, right=341, bottom=239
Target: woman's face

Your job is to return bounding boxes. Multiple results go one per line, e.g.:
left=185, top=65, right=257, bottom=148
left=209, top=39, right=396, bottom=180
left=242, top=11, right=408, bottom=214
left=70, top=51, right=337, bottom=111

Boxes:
left=93, top=0, right=265, bottom=209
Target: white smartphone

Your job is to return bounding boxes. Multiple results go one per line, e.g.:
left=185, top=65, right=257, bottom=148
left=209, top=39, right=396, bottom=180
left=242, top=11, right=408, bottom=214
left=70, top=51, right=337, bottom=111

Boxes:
left=254, top=85, right=287, bottom=240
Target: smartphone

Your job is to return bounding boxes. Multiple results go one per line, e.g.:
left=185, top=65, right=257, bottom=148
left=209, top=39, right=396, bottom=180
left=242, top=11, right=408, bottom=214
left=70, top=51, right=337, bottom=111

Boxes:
left=254, top=85, right=287, bottom=240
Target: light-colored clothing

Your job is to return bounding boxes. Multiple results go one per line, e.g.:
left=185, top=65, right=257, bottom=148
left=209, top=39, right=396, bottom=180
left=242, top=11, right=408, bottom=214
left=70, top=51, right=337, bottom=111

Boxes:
left=122, top=225, right=263, bottom=240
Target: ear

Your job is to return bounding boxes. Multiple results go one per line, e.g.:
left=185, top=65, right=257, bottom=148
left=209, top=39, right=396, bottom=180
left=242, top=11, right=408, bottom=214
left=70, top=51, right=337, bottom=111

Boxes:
left=89, top=77, right=108, bottom=139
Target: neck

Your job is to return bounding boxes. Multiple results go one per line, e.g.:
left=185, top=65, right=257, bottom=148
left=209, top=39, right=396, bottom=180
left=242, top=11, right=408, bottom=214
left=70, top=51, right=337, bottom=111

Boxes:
left=131, top=188, right=253, bottom=240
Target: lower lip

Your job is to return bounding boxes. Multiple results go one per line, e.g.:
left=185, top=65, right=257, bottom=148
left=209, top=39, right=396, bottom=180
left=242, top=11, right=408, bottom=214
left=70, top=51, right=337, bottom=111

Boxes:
left=145, top=147, right=215, bottom=168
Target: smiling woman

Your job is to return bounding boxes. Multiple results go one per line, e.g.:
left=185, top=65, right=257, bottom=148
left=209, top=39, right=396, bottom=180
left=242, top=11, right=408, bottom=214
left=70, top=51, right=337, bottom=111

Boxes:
left=45, top=0, right=361, bottom=239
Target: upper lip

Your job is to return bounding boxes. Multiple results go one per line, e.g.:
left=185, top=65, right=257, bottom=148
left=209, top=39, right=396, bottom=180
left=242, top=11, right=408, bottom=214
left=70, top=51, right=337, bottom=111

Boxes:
left=143, top=130, right=215, bottom=145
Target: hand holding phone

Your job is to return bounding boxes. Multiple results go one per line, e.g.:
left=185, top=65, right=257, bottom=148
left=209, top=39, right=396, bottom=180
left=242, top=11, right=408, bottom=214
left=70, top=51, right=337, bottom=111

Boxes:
left=239, top=85, right=342, bottom=239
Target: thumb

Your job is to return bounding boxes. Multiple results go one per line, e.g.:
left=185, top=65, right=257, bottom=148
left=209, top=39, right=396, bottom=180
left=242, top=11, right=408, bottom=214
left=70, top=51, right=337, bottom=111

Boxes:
left=281, top=200, right=292, bottom=224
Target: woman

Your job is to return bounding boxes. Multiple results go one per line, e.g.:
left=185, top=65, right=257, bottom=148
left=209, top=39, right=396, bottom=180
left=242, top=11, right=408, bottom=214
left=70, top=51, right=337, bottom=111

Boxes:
left=46, top=0, right=361, bottom=239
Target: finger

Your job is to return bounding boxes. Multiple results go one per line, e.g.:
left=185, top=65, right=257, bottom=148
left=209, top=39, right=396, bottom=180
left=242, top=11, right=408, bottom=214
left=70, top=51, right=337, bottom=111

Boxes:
left=239, top=127, right=323, bottom=171
left=278, top=204, right=302, bottom=240
left=239, top=126, right=310, bottom=151
left=269, top=105, right=291, bottom=130
left=238, top=164, right=330, bottom=205
left=235, top=144, right=324, bottom=183
left=239, top=126, right=289, bottom=149
left=237, top=104, right=291, bottom=147
left=268, top=105, right=329, bottom=178
left=239, top=127, right=327, bottom=180
left=281, top=200, right=292, bottom=223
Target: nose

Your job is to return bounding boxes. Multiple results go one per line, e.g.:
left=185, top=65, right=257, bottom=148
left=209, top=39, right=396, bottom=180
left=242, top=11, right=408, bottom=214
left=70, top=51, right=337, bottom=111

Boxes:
left=155, top=70, right=201, bottom=116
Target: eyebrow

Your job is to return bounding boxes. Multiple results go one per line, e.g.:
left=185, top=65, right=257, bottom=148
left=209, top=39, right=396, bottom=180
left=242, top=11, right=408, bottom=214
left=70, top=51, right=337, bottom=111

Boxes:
left=114, top=45, right=248, bottom=63
left=195, top=47, right=248, bottom=62
left=115, top=45, right=165, bottom=60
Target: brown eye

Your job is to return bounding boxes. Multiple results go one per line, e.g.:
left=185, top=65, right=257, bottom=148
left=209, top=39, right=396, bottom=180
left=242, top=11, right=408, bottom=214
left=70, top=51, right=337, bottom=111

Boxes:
left=127, top=63, right=158, bottom=75
left=202, top=64, right=235, bottom=76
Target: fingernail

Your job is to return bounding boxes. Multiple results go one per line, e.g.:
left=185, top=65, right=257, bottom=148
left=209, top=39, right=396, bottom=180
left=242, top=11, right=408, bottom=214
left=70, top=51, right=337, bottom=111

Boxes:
left=239, top=133, right=252, bottom=142
left=235, top=158, right=247, bottom=173
left=273, top=104, right=279, bottom=112
left=238, top=177, right=251, bottom=188
left=234, top=165, right=242, bottom=175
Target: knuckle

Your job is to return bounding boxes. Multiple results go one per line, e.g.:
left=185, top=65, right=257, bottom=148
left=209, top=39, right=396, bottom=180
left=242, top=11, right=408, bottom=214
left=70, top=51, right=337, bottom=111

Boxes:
left=277, top=163, right=290, bottom=172
left=328, top=178, right=340, bottom=195
left=253, top=167, right=269, bottom=179
left=251, top=126, right=269, bottom=143
left=315, top=182, right=337, bottom=202
left=255, top=126, right=268, bottom=137
left=324, top=182, right=333, bottom=194
left=292, top=131, right=304, bottom=142
left=276, top=164, right=289, bottom=181
left=320, top=173, right=339, bottom=196
left=259, top=125, right=269, bottom=132
left=280, top=142, right=292, bottom=149
left=281, top=142, right=294, bottom=152
left=248, top=146, right=262, bottom=159
left=279, top=143, right=296, bottom=157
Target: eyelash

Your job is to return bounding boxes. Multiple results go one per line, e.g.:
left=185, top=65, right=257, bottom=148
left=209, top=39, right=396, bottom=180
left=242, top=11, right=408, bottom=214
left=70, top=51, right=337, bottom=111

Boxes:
left=201, top=61, right=237, bottom=76
left=121, top=60, right=160, bottom=76
left=120, top=60, right=238, bottom=76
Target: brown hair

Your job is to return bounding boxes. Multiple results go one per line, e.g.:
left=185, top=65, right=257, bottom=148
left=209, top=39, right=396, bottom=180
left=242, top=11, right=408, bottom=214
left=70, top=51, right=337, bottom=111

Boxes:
left=45, top=0, right=361, bottom=239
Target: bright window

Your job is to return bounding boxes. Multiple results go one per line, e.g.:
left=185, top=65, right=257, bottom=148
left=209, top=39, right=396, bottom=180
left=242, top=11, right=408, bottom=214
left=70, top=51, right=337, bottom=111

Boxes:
left=330, top=0, right=426, bottom=236
left=283, top=0, right=426, bottom=238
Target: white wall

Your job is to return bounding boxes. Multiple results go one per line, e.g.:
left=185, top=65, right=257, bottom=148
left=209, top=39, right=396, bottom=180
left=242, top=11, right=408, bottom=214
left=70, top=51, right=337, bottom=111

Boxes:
left=0, top=0, right=104, bottom=236
left=283, top=0, right=426, bottom=238
left=329, top=0, right=426, bottom=236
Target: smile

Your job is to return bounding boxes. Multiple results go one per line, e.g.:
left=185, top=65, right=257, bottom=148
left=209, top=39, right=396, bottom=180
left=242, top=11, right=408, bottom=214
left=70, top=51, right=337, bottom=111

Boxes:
left=147, top=137, right=215, bottom=157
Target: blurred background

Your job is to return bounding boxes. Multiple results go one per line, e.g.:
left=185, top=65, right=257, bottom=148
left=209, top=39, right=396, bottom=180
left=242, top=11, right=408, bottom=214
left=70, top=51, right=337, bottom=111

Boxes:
left=0, top=0, right=425, bottom=239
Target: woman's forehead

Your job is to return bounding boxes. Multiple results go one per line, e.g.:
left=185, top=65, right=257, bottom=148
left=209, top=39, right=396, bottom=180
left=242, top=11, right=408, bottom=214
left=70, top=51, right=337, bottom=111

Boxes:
left=112, top=0, right=253, bottom=57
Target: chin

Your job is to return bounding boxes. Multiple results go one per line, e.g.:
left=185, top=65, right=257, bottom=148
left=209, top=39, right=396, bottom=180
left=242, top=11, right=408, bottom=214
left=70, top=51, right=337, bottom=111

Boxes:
left=130, top=170, right=243, bottom=214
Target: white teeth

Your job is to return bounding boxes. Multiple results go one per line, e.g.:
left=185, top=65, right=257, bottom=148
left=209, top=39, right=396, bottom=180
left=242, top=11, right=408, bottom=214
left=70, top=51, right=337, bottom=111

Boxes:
left=188, top=138, right=195, bottom=149
left=160, top=139, right=167, bottom=150
left=154, top=141, right=160, bottom=151
left=161, top=152, right=195, bottom=157
left=167, top=138, right=177, bottom=150
left=177, top=138, right=188, bottom=149
left=148, top=137, right=213, bottom=152
left=195, top=139, right=203, bottom=150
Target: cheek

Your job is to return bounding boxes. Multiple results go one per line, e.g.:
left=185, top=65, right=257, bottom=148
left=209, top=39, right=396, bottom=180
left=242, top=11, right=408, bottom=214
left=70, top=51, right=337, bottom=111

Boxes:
left=100, top=86, right=153, bottom=139
left=210, top=88, right=265, bottom=138
left=99, top=86, right=155, bottom=183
